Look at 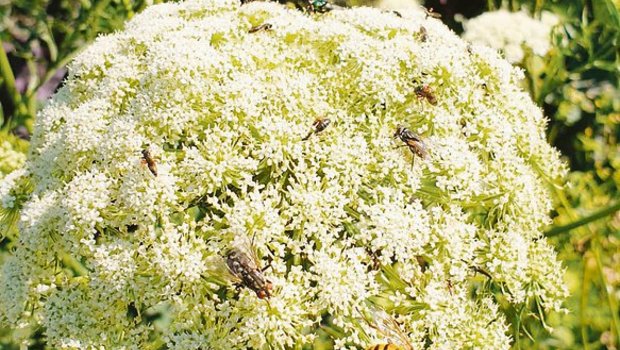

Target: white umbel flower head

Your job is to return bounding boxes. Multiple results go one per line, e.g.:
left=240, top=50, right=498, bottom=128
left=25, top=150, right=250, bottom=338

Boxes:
left=462, top=9, right=559, bottom=63
left=0, top=0, right=567, bottom=348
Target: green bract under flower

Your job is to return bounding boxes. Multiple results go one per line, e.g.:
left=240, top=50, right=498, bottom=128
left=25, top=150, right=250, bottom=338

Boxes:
left=0, top=0, right=568, bottom=348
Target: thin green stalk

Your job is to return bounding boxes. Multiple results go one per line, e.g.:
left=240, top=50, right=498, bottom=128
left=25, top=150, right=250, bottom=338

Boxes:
left=592, top=241, right=620, bottom=344
left=545, top=201, right=620, bottom=237
left=25, top=0, right=111, bottom=106
left=23, top=59, right=38, bottom=119
left=31, top=49, right=80, bottom=97
left=581, top=257, right=591, bottom=350
left=534, top=0, right=545, bottom=17
left=547, top=123, right=559, bottom=145
left=511, top=0, right=519, bottom=12
left=548, top=185, right=591, bottom=236
left=524, top=61, right=538, bottom=104
left=0, top=43, right=19, bottom=103
left=487, top=0, right=496, bottom=11
left=0, top=42, right=28, bottom=128
left=513, top=303, right=527, bottom=350
left=61, top=253, right=89, bottom=276
left=26, top=59, right=39, bottom=95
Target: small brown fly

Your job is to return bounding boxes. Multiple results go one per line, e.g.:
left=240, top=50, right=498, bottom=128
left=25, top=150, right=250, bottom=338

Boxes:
left=249, top=23, right=273, bottom=33
left=416, top=26, right=428, bottom=42
left=302, top=118, right=331, bottom=141
left=394, top=126, right=428, bottom=167
left=141, top=149, right=158, bottom=176
left=423, top=7, right=442, bottom=19
left=414, top=84, right=437, bottom=105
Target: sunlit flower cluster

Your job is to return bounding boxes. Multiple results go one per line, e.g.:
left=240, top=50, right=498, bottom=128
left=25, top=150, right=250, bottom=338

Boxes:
left=0, top=0, right=567, bottom=348
left=462, top=9, right=559, bottom=63
left=376, top=0, right=418, bottom=11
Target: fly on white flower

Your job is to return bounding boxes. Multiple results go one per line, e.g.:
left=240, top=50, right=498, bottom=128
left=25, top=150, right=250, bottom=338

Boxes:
left=0, top=0, right=568, bottom=348
left=302, top=118, right=331, bottom=141
left=248, top=23, right=273, bottom=34
left=414, top=83, right=437, bottom=105
left=141, top=149, right=158, bottom=177
left=224, top=235, right=273, bottom=300
left=422, top=6, right=441, bottom=19
left=394, top=126, right=428, bottom=168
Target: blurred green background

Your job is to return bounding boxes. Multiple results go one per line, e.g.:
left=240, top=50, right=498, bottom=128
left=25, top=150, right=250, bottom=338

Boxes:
left=0, top=0, right=618, bottom=349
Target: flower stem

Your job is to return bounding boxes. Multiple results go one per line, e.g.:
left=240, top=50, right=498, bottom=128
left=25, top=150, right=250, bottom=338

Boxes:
left=61, top=253, right=89, bottom=276
left=581, top=256, right=591, bottom=350
left=592, top=241, right=620, bottom=345
left=0, top=42, right=28, bottom=129
left=545, top=201, right=620, bottom=237
left=487, top=0, right=496, bottom=11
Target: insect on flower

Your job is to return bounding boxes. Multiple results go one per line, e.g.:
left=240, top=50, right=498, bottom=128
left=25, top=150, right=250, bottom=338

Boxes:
left=307, top=0, right=333, bottom=13
left=302, top=118, right=331, bottom=141
left=225, top=238, right=273, bottom=299
left=141, top=149, right=158, bottom=176
left=414, top=84, right=437, bottom=105
left=394, top=126, right=428, bottom=164
left=423, top=6, right=441, bottom=19
left=367, top=344, right=403, bottom=350
left=416, top=26, right=428, bottom=42
left=249, top=23, right=273, bottom=33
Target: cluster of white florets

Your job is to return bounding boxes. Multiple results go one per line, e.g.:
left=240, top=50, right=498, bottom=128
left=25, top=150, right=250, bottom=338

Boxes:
left=376, top=0, right=418, bottom=11
left=462, top=9, right=559, bottom=63
left=0, top=0, right=567, bottom=348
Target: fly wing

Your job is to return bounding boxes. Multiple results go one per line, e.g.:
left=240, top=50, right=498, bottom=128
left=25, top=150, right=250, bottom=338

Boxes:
left=404, top=139, right=419, bottom=148
left=405, top=139, right=427, bottom=158
left=402, top=129, right=420, bottom=142
left=230, top=234, right=262, bottom=271
left=205, top=253, right=242, bottom=286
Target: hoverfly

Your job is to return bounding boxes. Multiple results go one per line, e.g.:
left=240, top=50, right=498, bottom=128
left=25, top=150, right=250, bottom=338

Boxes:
left=249, top=23, right=272, bottom=33
left=460, top=259, right=493, bottom=280
left=466, top=44, right=474, bottom=55
left=414, top=84, right=437, bottom=105
left=141, top=149, right=158, bottom=176
left=481, top=82, right=490, bottom=96
left=225, top=238, right=273, bottom=299
left=423, top=7, right=442, bottom=19
left=367, top=345, right=403, bottom=350
left=302, top=118, right=331, bottom=141
left=365, top=247, right=383, bottom=271
left=416, top=26, right=428, bottom=43
left=380, top=10, right=401, bottom=17
left=415, top=255, right=428, bottom=273
left=394, top=126, right=428, bottom=166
